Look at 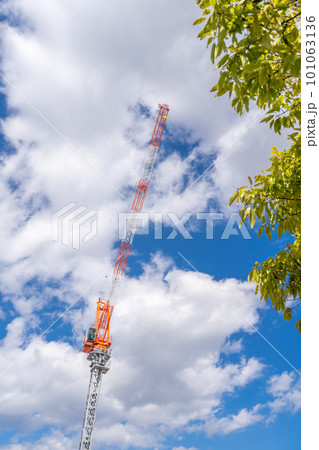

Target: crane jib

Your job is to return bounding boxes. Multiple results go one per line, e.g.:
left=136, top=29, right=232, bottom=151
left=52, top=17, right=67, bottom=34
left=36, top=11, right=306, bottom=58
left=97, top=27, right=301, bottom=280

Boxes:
left=82, top=104, right=169, bottom=354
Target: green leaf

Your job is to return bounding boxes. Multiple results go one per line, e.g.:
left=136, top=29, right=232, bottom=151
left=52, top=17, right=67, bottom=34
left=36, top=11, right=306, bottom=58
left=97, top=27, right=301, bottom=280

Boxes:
left=242, top=62, right=260, bottom=74
left=266, top=226, right=272, bottom=240
left=244, top=206, right=251, bottom=220
left=252, top=20, right=262, bottom=38
left=261, top=34, right=272, bottom=50
left=274, top=119, right=282, bottom=134
left=207, top=36, right=213, bottom=47
left=218, top=26, right=227, bottom=46
left=291, top=57, right=301, bottom=77
left=283, top=308, right=292, bottom=321
left=210, top=84, right=218, bottom=92
left=257, top=225, right=265, bottom=237
left=199, top=0, right=210, bottom=8
left=295, top=319, right=301, bottom=333
left=215, top=54, right=229, bottom=68
left=250, top=211, right=256, bottom=228
left=193, top=17, right=207, bottom=26
left=229, top=191, right=238, bottom=206
left=211, top=43, right=218, bottom=63
left=259, top=68, right=267, bottom=86
left=278, top=221, right=284, bottom=238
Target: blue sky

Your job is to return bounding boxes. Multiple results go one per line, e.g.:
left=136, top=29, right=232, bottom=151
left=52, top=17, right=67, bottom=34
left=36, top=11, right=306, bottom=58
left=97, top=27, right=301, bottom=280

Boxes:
left=0, top=1, right=300, bottom=449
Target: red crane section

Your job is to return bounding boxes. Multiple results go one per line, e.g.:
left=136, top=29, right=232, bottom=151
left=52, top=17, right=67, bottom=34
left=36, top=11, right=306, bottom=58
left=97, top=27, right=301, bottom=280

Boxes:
left=150, top=105, right=168, bottom=147
left=82, top=104, right=169, bottom=354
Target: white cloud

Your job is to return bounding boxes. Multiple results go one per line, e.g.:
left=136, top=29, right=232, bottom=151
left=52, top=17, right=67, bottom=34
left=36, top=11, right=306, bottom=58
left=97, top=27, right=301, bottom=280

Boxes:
left=221, top=338, right=244, bottom=355
left=0, top=260, right=265, bottom=448
left=0, top=0, right=288, bottom=300
left=204, top=404, right=264, bottom=436
left=210, top=111, right=289, bottom=213
left=190, top=370, right=301, bottom=438
left=267, top=371, right=301, bottom=415
left=267, top=370, right=295, bottom=396
left=93, top=423, right=159, bottom=450
left=172, top=447, right=198, bottom=450
left=0, top=430, right=76, bottom=450
left=0, top=258, right=300, bottom=447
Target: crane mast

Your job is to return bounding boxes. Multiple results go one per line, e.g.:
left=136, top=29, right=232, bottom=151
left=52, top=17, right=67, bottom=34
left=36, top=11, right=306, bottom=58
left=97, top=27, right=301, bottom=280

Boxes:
left=79, top=104, right=169, bottom=450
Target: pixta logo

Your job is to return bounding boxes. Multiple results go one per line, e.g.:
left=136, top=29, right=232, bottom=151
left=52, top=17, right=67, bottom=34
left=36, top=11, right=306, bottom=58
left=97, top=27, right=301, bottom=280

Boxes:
left=118, top=212, right=251, bottom=240
left=52, top=202, right=98, bottom=249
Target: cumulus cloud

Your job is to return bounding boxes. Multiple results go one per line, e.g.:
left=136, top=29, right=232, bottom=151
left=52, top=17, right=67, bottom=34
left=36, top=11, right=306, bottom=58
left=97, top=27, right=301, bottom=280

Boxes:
left=204, top=404, right=264, bottom=436
left=1, top=430, right=76, bottom=450
left=0, top=259, right=266, bottom=448
left=0, top=0, right=289, bottom=305
left=198, top=370, right=301, bottom=438
left=0, top=261, right=300, bottom=447
left=266, top=371, right=301, bottom=415
left=221, top=337, right=244, bottom=355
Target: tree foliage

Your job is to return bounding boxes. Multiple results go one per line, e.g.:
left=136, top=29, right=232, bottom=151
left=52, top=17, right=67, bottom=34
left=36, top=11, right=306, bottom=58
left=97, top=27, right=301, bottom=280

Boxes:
left=195, top=0, right=301, bottom=331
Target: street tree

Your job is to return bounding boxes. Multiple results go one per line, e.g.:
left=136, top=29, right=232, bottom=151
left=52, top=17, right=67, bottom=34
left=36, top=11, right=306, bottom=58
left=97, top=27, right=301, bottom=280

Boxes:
left=194, top=0, right=301, bottom=331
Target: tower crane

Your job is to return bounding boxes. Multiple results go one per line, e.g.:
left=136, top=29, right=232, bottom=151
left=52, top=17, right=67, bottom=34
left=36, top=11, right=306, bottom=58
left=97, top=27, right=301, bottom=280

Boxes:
left=79, top=104, right=169, bottom=450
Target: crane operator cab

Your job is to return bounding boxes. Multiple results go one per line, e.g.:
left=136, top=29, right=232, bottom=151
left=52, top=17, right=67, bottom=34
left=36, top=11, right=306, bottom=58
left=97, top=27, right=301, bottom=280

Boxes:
left=82, top=327, right=97, bottom=353
left=86, top=327, right=97, bottom=341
